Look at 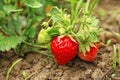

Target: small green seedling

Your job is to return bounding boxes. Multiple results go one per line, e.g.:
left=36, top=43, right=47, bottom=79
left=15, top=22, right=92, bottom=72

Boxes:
left=106, top=40, right=112, bottom=46
left=113, top=45, right=117, bottom=71
left=22, top=71, right=28, bottom=80
left=6, top=59, right=22, bottom=80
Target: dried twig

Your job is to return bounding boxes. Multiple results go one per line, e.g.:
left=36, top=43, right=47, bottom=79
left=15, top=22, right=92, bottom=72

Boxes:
left=101, top=67, right=114, bottom=80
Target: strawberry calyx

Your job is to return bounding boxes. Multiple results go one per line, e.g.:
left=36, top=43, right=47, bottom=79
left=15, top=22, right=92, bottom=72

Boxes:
left=52, top=35, right=78, bottom=44
left=68, top=35, right=78, bottom=44
left=76, top=23, right=99, bottom=55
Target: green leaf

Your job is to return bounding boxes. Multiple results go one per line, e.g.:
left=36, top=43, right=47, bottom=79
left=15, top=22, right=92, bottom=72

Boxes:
left=27, top=25, right=37, bottom=39
left=0, top=36, right=25, bottom=51
left=36, top=16, right=44, bottom=22
left=0, top=33, right=4, bottom=40
left=49, top=7, right=70, bottom=31
left=49, top=7, right=61, bottom=22
left=14, top=20, right=23, bottom=35
left=0, top=25, right=12, bottom=35
left=47, top=27, right=59, bottom=37
left=50, top=7, right=60, bottom=15
left=79, top=44, right=86, bottom=55
left=90, top=17, right=99, bottom=27
left=90, top=43, right=95, bottom=47
left=0, top=0, right=4, bottom=10
left=24, top=0, right=43, bottom=8
left=86, top=44, right=90, bottom=52
left=0, top=10, right=5, bottom=19
left=3, top=5, right=22, bottom=14
left=8, top=19, right=22, bottom=35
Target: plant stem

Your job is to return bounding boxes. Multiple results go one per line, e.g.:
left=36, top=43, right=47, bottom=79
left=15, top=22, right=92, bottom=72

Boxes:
left=32, top=49, right=53, bottom=58
left=71, top=0, right=77, bottom=33
left=6, top=58, right=22, bottom=80
left=23, top=41, right=48, bottom=49
left=86, top=0, right=90, bottom=12
left=71, top=0, right=75, bottom=23
left=72, top=0, right=83, bottom=32
left=16, top=12, right=20, bottom=20
left=88, top=0, right=98, bottom=16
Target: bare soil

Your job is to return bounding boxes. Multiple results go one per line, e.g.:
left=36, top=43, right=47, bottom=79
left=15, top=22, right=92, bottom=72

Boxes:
left=0, top=0, right=120, bottom=80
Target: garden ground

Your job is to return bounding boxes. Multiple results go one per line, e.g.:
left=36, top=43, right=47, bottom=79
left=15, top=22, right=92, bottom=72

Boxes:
left=0, top=0, right=120, bottom=80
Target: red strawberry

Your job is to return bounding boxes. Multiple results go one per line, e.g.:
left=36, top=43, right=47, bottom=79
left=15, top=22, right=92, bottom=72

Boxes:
left=78, top=43, right=98, bottom=62
left=51, top=36, right=78, bottom=65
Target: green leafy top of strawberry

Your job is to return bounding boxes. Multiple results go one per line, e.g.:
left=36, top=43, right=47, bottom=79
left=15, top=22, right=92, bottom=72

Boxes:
left=37, top=7, right=72, bottom=44
left=37, top=0, right=99, bottom=55
left=74, top=0, right=99, bottom=54
left=76, top=24, right=99, bottom=54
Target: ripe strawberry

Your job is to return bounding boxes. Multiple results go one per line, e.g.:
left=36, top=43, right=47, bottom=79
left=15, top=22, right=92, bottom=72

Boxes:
left=51, top=36, right=78, bottom=65
left=78, top=43, right=98, bottom=62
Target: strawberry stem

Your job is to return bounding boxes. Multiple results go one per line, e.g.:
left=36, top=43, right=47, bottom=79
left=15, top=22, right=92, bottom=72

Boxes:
left=86, top=0, right=90, bottom=12
left=32, top=49, right=53, bottom=58
left=23, top=41, right=48, bottom=49
left=71, top=0, right=83, bottom=33
left=71, top=0, right=75, bottom=23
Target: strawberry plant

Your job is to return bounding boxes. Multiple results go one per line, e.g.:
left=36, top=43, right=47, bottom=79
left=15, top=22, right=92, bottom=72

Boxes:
left=38, top=0, right=99, bottom=65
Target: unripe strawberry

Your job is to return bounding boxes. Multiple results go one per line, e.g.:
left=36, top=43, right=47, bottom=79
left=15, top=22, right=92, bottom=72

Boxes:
left=37, top=29, right=51, bottom=44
